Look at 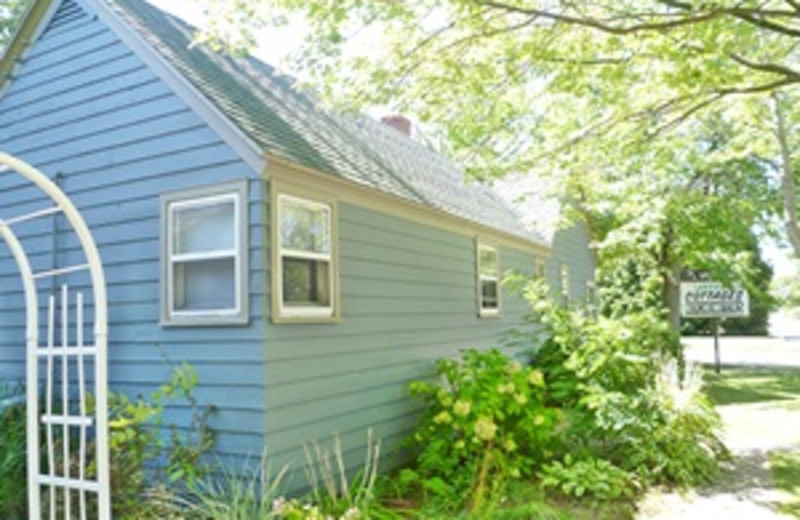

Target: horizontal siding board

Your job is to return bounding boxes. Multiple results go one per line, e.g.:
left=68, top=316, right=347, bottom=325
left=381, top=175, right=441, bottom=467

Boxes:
left=0, top=71, right=160, bottom=129
left=0, top=0, right=266, bottom=462
left=264, top=200, right=539, bottom=472
left=0, top=81, right=172, bottom=139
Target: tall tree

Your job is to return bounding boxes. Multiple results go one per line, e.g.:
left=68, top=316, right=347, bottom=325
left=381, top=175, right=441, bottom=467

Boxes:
left=188, top=2, right=790, bottom=328
left=191, top=1, right=798, bottom=251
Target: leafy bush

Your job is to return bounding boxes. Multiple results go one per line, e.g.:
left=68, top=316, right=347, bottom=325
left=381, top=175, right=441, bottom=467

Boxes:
left=0, top=387, right=27, bottom=519
left=614, top=361, right=729, bottom=486
left=403, top=277, right=729, bottom=514
left=540, top=455, right=637, bottom=502
left=406, top=348, right=560, bottom=511
left=102, top=363, right=215, bottom=518
left=518, top=278, right=728, bottom=488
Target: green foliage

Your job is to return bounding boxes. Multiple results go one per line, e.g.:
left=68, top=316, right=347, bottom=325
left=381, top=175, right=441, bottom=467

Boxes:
left=519, top=279, right=729, bottom=488
left=301, top=431, right=393, bottom=519
left=100, top=363, right=215, bottom=519
left=406, top=348, right=559, bottom=511
left=540, top=455, right=636, bottom=503
left=178, top=432, right=398, bottom=520
left=0, top=387, right=27, bottom=520
left=404, top=277, right=729, bottom=514
left=0, top=0, right=30, bottom=51
left=189, top=0, right=792, bottom=318
left=177, top=454, right=289, bottom=519
left=682, top=238, right=777, bottom=336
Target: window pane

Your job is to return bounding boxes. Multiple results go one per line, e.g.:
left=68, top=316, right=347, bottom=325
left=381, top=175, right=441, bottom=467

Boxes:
left=174, top=200, right=236, bottom=254
left=479, top=247, right=498, bottom=277
left=174, top=258, right=236, bottom=311
left=280, top=198, right=330, bottom=254
left=481, top=280, right=499, bottom=309
left=283, top=257, right=331, bottom=307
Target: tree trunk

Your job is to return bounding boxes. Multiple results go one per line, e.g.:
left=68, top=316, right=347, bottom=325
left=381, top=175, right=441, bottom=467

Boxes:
left=663, top=263, right=681, bottom=331
left=773, top=93, right=800, bottom=257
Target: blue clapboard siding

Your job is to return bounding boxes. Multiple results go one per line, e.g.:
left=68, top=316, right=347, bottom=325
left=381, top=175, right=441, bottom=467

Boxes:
left=0, top=0, right=266, bottom=460
left=263, top=202, right=543, bottom=486
left=0, top=0, right=598, bottom=489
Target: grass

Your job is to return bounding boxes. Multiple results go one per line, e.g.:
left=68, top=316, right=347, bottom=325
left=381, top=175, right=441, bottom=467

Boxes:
left=770, top=450, right=800, bottom=517
left=408, top=481, right=634, bottom=520
left=703, top=366, right=800, bottom=406
left=703, top=364, right=800, bottom=518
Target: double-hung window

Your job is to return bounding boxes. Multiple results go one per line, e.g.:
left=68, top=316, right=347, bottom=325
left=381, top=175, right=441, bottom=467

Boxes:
left=276, top=194, right=335, bottom=320
left=477, top=243, right=500, bottom=316
left=161, top=181, right=248, bottom=326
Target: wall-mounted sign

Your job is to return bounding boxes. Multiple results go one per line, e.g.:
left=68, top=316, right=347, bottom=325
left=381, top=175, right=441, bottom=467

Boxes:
left=679, top=281, right=750, bottom=318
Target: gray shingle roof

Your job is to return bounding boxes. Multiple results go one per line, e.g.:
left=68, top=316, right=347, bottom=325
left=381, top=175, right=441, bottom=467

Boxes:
left=111, top=0, right=547, bottom=246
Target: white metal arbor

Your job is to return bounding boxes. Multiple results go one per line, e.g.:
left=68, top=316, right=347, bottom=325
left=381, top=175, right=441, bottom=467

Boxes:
left=0, top=153, right=110, bottom=519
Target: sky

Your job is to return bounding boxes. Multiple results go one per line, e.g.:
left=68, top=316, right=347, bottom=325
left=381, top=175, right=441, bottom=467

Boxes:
left=144, top=0, right=799, bottom=279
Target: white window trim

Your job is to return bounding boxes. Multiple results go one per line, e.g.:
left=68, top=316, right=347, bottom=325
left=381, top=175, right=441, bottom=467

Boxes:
left=477, top=242, right=501, bottom=317
left=160, top=181, right=249, bottom=326
left=275, top=194, right=336, bottom=321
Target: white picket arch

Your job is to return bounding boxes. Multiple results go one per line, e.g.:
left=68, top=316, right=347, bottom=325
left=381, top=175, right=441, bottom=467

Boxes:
left=0, top=152, right=110, bottom=520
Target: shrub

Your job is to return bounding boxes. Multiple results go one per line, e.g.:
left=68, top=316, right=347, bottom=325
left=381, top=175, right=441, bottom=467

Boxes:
left=517, top=278, right=728, bottom=489
left=0, top=387, right=27, bottom=519
left=407, top=348, right=561, bottom=511
left=105, top=363, right=214, bottom=518
left=540, top=454, right=637, bottom=502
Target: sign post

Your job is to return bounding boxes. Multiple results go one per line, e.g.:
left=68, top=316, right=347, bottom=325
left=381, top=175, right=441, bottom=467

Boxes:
left=713, top=319, right=721, bottom=374
left=679, top=281, right=750, bottom=373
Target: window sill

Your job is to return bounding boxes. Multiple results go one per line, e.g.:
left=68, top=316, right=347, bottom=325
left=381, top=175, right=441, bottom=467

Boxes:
left=478, top=309, right=501, bottom=319
left=161, top=313, right=250, bottom=327
left=272, top=314, right=341, bottom=325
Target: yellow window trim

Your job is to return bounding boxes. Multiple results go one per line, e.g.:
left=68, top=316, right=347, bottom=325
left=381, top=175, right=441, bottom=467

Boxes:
left=270, top=181, right=341, bottom=324
left=263, top=154, right=552, bottom=257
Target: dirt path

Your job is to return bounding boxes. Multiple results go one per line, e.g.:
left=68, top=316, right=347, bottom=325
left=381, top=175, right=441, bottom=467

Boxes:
left=636, top=387, right=800, bottom=519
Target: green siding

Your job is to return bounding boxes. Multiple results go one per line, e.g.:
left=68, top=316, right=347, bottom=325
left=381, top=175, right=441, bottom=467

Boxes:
left=547, top=222, right=596, bottom=302
left=263, top=201, right=538, bottom=484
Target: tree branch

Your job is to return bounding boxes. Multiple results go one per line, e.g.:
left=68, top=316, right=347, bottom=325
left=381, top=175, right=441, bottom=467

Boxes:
left=729, top=53, right=800, bottom=81
left=479, top=1, right=722, bottom=35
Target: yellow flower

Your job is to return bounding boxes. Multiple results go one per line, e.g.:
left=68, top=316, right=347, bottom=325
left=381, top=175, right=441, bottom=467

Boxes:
left=454, top=400, right=472, bottom=417
left=437, top=389, right=453, bottom=407
left=434, top=411, right=452, bottom=425
left=507, top=361, right=522, bottom=375
left=474, top=416, right=498, bottom=441
left=515, top=393, right=528, bottom=405
left=528, top=370, right=545, bottom=387
left=534, top=414, right=546, bottom=426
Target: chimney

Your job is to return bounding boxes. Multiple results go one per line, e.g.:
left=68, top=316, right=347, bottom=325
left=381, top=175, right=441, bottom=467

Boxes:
left=381, top=114, right=412, bottom=136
